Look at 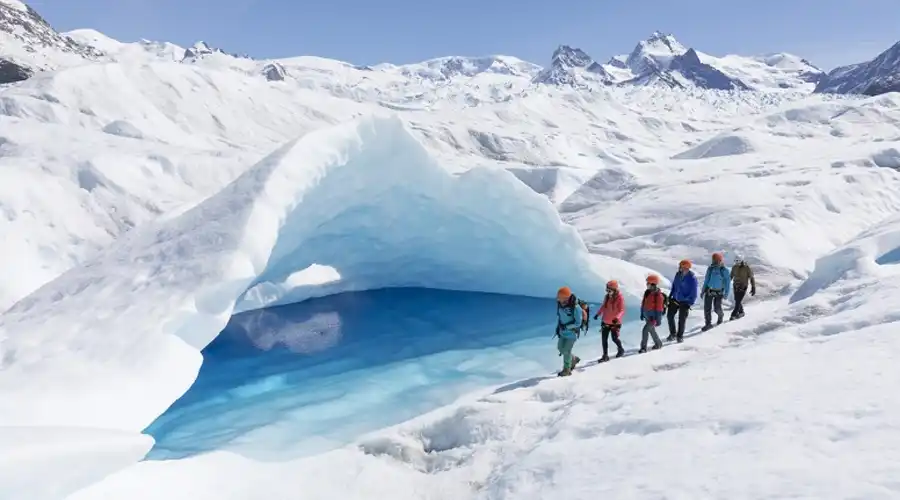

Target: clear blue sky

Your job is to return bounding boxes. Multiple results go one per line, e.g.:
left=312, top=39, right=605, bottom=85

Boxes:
left=29, top=0, right=900, bottom=71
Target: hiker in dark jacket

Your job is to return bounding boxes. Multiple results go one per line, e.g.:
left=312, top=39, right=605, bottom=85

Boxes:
left=730, top=255, right=756, bottom=320
left=666, top=259, right=698, bottom=343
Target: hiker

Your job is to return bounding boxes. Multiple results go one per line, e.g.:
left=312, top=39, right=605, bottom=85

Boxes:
left=701, top=252, right=731, bottom=331
left=640, top=274, right=666, bottom=352
left=667, top=259, right=698, bottom=343
left=555, top=286, right=584, bottom=376
left=730, top=255, right=756, bottom=320
left=594, top=280, right=625, bottom=362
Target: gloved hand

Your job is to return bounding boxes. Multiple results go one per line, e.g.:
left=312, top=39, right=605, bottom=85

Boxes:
left=700, top=287, right=707, bottom=299
left=640, top=314, right=646, bottom=321
left=611, top=318, right=619, bottom=325
left=655, top=319, right=661, bottom=327
left=751, top=288, right=756, bottom=297
left=593, top=314, right=599, bottom=320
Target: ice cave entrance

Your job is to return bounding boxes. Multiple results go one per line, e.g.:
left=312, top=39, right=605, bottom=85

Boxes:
left=144, top=287, right=562, bottom=461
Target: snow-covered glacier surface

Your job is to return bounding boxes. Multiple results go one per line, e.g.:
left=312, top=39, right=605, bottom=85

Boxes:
left=0, top=114, right=614, bottom=443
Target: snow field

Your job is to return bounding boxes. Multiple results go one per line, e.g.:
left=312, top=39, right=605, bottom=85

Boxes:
left=2, top=30, right=900, bottom=499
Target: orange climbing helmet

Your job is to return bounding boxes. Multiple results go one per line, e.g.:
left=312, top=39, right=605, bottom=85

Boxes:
left=712, top=252, right=724, bottom=263
left=557, top=286, right=572, bottom=301
left=606, top=280, right=619, bottom=291
left=679, top=259, right=692, bottom=269
left=646, top=274, right=660, bottom=285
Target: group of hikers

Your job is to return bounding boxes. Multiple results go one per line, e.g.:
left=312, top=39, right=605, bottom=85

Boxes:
left=553, top=252, right=757, bottom=376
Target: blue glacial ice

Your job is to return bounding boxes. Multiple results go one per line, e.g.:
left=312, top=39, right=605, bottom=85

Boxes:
left=0, top=114, right=622, bottom=438
left=145, top=287, right=581, bottom=461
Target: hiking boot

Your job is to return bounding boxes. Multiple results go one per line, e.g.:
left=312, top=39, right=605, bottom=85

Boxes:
left=599, top=354, right=610, bottom=363
left=652, top=343, right=663, bottom=350
left=571, top=356, right=581, bottom=370
left=716, top=317, right=723, bottom=326
left=638, top=347, right=647, bottom=354
left=676, top=336, right=684, bottom=343
left=558, top=368, right=572, bottom=377
left=666, top=334, right=676, bottom=342
left=701, top=324, right=713, bottom=332
left=616, top=350, right=625, bottom=358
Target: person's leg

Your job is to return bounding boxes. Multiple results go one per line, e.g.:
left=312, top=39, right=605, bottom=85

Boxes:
left=559, top=337, right=575, bottom=374
left=611, top=325, right=625, bottom=356
left=600, top=324, right=610, bottom=360
left=640, top=321, right=650, bottom=351
left=666, top=302, right=679, bottom=340
left=678, top=303, right=690, bottom=338
left=704, top=293, right=714, bottom=326
left=649, top=319, right=662, bottom=348
left=714, top=295, right=724, bottom=324
left=731, top=287, right=746, bottom=318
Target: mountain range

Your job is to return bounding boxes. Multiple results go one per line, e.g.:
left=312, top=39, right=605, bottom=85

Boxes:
left=0, top=0, right=898, bottom=98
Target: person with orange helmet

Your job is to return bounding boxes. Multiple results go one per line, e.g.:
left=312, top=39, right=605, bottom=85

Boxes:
left=701, top=251, right=731, bottom=331
left=639, top=274, right=666, bottom=352
left=555, top=286, right=584, bottom=376
left=594, top=279, right=625, bottom=362
left=666, top=259, right=698, bottom=343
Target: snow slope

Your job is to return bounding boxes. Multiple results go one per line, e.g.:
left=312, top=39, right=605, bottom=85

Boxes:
left=70, top=276, right=900, bottom=500
left=0, top=114, right=613, bottom=436
left=814, top=39, right=900, bottom=96
left=3, top=10, right=900, bottom=500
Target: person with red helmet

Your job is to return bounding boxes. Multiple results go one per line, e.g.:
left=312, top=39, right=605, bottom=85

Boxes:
left=701, top=252, right=731, bottom=331
left=667, top=259, right=698, bottom=343
left=555, top=286, right=584, bottom=377
left=640, top=274, right=666, bottom=352
left=594, top=279, right=625, bottom=362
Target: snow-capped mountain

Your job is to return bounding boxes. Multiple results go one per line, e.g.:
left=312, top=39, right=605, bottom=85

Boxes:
left=539, top=31, right=821, bottom=92
left=0, top=0, right=100, bottom=82
left=2, top=0, right=822, bottom=94
left=814, top=39, right=900, bottom=96
left=532, top=45, right=613, bottom=86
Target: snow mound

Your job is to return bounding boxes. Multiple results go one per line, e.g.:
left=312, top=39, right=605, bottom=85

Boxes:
left=0, top=426, right=151, bottom=500
left=792, top=212, right=900, bottom=303
left=0, top=114, right=610, bottom=434
left=101, top=120, right=143, bottom=139
left=872, top=148, right=900, bottom=170
left=672, top=133, right=755, bottom=159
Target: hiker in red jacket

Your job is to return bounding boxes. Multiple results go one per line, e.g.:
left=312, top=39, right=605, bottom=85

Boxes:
left=594, top=280, right=625, bottom=362
left=640, top=274, right=666, bottom=352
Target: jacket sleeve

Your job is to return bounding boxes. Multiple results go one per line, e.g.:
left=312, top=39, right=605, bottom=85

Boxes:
left=723, top=268, right=732, bottom=298
left=614, top=294, right=625, bottom=322
left=730, top=265, right=736, bottom=279
left=686, top=273, right=699, bottom=304
left=702, top=269, right=710, bottom=290
left=749, top=266, right=756, bottom=288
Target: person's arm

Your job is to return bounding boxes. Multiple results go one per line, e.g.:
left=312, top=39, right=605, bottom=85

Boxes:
left=686, top=273, right=699, bottom=305
left=750, top=266, right=757, bottom=294
left=613, top=294, right=625, bottom=323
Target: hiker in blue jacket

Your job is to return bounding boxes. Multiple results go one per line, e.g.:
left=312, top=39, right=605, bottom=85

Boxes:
left=701, top=252, right=731, bottom=331
left=666, top=259, right=698, bottom=343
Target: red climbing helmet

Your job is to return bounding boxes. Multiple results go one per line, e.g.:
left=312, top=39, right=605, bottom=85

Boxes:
left=646, top=274, right=660, bottom=285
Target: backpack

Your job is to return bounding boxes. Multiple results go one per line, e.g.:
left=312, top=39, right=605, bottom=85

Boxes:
left=642, top=288, right=668, bottom=314
left=556, top=295, right=590, bottom=336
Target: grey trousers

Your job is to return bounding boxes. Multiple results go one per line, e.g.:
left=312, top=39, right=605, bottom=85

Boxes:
left=641, top=320, right=662, bottom=349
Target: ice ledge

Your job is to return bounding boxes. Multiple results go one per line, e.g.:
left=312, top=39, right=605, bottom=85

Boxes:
left=0, top=114, right=610, bottom=434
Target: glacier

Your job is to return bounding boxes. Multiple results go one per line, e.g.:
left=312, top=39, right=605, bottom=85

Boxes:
left=0, top=114, right=616, bottom=439
left=145, top=288, right=583, bottom=461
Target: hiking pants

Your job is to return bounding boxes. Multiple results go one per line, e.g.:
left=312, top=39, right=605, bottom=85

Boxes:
left=557, top=336, right=577, bottom=369
left=667, top=300, right=690, bottom=338
left=641, top=319, right=662, bottom=349
left=601, top=323, right=624, bottom=356
left=731, top=286, right=747, bottom=318
left=704, top=290, right=724, bottom=326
